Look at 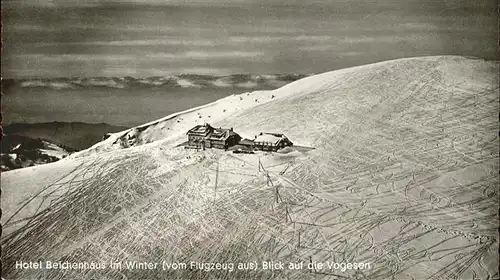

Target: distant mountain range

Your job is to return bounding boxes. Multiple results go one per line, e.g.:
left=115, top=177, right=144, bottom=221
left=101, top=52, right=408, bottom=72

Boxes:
left=1, top=122, right=129, bottom=171
left=1, top=74, right=311, bottom=91
left=3, top=122, right=129, bottom=151
left=1, top=134, right=73, bottom=171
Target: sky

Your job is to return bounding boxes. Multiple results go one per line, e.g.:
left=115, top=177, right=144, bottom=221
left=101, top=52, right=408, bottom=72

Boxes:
left=2, top=0, right=498, bottom=78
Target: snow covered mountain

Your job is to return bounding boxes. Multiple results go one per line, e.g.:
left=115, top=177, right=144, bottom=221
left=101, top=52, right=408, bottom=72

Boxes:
left=1, top=133, right=75, bottom=171
left=2, top=122, right=129, bottom=151
left=2, top=56, right=498, bottom=280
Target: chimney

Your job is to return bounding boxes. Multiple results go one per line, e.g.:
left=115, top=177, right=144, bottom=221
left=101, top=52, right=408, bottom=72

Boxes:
left=230, top=127, right=233, bottom=131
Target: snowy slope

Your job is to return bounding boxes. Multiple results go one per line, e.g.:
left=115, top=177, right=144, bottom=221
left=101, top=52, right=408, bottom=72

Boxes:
left=71, top=55, right=497, bottom=156
left=2, top=56, right=498, bottom=280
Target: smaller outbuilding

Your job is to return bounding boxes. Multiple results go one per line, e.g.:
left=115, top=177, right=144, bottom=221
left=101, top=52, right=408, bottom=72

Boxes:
left=253, top=132, right=293, bottom=152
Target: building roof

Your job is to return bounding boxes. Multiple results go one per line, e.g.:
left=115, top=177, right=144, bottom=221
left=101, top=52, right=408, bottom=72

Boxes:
left=206, top=128, right=239, bottom=140
left=262, top=132, right=284, bottom=137
left=187, top=123, right=213, bottom=135
left=255, top=133, right=286, bottom=145
left=186, top=123, right=239, bottom=141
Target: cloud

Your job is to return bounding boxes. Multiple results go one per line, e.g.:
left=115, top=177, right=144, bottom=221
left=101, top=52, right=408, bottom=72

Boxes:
left=338, top=51, right=365, bottom=57
left=37, top=36, right=335, bottom=48
left=338, top=35, right=429, bottom=44
left=297, top=34, right=436, bottom=52
left=37, top=39, right=218, bottom=47
left=5, top=0, right=277, bottom=7
left=20, top=54, right=134, bottom=62
left=183, top=51, right=263, bottom=58
left=140, top=67, right=237, bottom=76
left=100, top=67, right=142, bottom=76
left=146, top=51, right=264, bottom=60
left=229, top=35, right=333, bottom=43
left=298, top=45, right=336, bottom=52
left=340, top=36, right=393, bottom=44
left=17, top=50, right=263, bottom=67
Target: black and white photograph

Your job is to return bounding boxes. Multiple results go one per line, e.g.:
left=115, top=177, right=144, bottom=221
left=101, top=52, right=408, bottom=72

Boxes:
left=1, top=0, right=498, bottom=279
